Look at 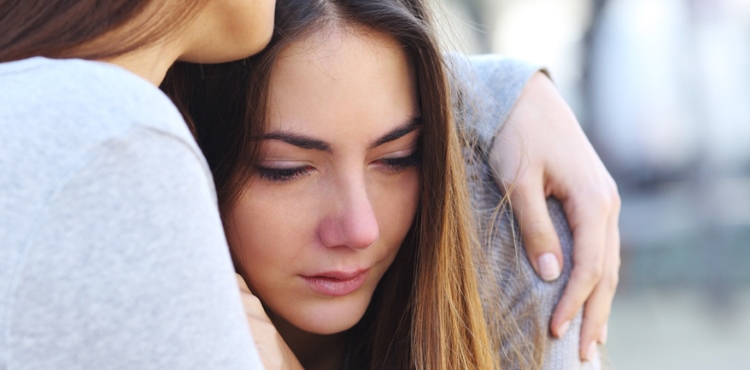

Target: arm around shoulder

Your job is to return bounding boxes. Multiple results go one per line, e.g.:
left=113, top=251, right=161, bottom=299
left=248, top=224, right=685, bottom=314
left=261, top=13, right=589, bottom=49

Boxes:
left=457, top=55, right=602, bottom=369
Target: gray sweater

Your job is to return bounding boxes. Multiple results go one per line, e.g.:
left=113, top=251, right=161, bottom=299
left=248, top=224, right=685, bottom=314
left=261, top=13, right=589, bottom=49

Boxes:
left=453, top=54, right=601, bottom=370
left=0, top=57, right=263, bottom=369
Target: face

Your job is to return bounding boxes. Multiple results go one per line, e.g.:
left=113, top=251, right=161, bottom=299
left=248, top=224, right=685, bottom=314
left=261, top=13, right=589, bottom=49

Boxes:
left=180, top=0, right=276, bottom=63
left=226, top=28, right=421, bottom=335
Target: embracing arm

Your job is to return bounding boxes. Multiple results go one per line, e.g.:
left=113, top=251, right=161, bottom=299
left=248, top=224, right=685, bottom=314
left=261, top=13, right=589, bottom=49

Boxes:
left=450, top=53, right=616, bottom=367
left=491, top=72, right=619, bottom=360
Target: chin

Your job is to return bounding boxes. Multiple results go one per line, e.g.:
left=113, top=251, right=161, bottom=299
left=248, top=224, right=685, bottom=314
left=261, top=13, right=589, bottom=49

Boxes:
left=180, top=26, right=274, bottom=64
left=285, top=295, right=372, bottom=335
left=223, top=26, right=274, bottom=61
left=232, top=16, right=275, bottom=59
left=296, top=320, right=358, bottom=336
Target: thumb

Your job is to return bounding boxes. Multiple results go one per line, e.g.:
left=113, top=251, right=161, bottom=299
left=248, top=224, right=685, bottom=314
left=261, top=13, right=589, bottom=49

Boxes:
left=509, top=179, right=564, bottom=281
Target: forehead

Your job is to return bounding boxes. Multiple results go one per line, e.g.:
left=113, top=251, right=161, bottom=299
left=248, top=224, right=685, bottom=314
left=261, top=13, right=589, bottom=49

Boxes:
left=266, top=26, right=419, bottom=137
left=274, top=25, right=411, bottom=78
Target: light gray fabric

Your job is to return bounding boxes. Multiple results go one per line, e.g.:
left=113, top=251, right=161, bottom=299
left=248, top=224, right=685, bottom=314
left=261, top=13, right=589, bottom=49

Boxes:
left=451, top=54, right=601, bottom=370
left=0, top=57, right=263, bottom=370
left=448, top=53, right=547, bottom=156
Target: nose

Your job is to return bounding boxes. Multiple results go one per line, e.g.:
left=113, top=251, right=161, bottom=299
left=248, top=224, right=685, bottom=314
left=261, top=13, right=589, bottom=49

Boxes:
left=318, top=178, right=380, bottom=250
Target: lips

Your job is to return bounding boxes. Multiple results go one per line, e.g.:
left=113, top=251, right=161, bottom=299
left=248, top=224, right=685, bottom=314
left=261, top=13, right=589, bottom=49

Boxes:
left=301, top=269, right=369, bottom=296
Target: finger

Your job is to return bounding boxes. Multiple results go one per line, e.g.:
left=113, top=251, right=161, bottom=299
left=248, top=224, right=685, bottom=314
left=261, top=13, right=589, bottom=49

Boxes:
left=246, top=313, right=286, bottom=369
left=241, top=293, right=270, bottom=321
left=509, top=176, right=564, bottom=282
left=550, top=195, right=608, bottom=337
left=579, top=201, right=620, bottom=360
left=597, top=190, right=620, bottom=346
left=236, top=274, right=271, bottom=322
left=235, top=274, right=302, bottom=370
left=236, top=273, right=252, bottom=294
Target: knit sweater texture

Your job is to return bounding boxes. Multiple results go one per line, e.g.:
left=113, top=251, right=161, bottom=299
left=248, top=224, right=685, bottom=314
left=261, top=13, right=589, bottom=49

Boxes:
left=453, top=54, right=601, bottom=370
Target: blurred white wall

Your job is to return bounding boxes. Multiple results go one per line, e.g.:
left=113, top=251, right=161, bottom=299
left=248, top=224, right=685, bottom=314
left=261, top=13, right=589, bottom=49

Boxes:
left=436, top=0, right=750, bottom=368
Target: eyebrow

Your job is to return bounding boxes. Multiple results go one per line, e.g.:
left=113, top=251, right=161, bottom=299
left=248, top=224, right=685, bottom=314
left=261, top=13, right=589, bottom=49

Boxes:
left=261, top=116, right=423, bottom=153
left=370, top=117, right=422, bottom=149
left=262, top=131, right=333, bottom=153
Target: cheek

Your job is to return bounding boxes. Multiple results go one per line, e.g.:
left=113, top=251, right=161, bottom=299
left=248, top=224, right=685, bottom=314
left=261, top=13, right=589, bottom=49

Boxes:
left=373, top=170, right=421, bottom=256
left=226, top=184, right=316, bottom=288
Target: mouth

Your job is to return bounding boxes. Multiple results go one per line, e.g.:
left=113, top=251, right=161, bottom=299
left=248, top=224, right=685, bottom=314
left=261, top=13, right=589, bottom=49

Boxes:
left=301, top=269, right=369, bottom=297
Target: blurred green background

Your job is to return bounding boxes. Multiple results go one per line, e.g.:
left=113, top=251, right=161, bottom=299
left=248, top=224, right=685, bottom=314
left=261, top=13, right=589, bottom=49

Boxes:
left=436, top=0, right=750, bottom=368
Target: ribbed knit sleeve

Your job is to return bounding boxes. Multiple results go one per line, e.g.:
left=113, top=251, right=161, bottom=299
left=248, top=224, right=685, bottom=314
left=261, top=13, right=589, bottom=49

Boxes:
left=449, top=54, right=601, bottom=370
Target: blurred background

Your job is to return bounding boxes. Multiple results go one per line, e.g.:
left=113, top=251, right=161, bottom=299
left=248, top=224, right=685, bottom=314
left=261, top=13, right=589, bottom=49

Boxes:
left=435, top=0, right=750, bottom=368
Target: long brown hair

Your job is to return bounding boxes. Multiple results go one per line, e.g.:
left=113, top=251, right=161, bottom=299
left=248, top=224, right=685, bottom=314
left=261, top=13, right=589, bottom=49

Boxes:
left=0, top=0, right=205, bottom=62
left=163, top=0, right=513, bottom=368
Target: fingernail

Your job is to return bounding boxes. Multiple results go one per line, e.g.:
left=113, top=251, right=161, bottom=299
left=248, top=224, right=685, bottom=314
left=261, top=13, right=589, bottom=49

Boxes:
left=538, top=253, right=561, bottom=281
left=599, top=322, right=609, bottom=344
left=585, top=342, right=597, bottom=361
left=557, top=320, right=571, bottom=337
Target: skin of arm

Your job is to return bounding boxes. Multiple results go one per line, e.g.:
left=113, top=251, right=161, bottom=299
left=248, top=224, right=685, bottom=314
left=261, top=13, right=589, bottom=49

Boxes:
left=490, top=72, right=621, bottom=360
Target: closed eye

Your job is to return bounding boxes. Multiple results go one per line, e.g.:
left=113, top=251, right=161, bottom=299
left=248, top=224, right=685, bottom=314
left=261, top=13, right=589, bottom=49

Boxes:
left=256, top=165, right=314, bottom=182
left=375, top=150, right=421, bottom=173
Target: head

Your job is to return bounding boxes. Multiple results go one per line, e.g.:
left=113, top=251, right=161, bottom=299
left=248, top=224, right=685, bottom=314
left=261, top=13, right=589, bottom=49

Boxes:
left=0, top=0, right=275, bottom=63
left=164, top=0, right=499, bottom=369
left=227, top=25, right=421, bottom=336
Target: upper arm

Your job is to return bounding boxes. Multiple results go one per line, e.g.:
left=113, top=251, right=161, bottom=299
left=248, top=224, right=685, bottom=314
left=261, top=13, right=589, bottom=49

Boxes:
left=8, top=127, right=262, bottom=369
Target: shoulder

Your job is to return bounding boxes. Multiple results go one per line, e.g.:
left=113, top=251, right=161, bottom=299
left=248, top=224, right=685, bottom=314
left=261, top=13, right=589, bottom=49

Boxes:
left=0, top=58, right=216, bottom=285
left=445, top=53, right=544, bottom=96
left=464, top=156, right=594, bottom=369
left=445, top=53, right=546, bottom=153
left=0, top=57, right=196, bottom=148
left=0, top=60, right=259, bottom=370
left=0, top=57, right=207, bottom=196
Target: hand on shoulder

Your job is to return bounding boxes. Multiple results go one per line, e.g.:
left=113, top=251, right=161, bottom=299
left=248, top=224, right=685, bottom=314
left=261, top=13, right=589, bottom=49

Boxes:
left=490, top=72, right=620, bottom=361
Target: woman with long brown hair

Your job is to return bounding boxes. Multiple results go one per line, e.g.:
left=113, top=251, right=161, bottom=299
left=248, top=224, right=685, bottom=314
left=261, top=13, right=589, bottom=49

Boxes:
left=164, top=0, right=610, bottom=368
left=0, top=1, right=276, bottom=369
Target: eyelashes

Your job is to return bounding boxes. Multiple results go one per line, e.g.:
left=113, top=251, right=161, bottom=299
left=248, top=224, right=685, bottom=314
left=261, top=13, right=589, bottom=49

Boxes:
left=256, top=166, right=312, bottom=182
left=256, top=151, right=421, bottom=183
left=378, top=151, right=421, bottom=172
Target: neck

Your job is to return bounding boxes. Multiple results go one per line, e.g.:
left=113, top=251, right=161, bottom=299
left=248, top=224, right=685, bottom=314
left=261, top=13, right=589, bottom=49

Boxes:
left=269, top=312, right=348, bottom=370
left=88, top=0, right=189, bottom=86
left=101, top=43, right=182, bottom=86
